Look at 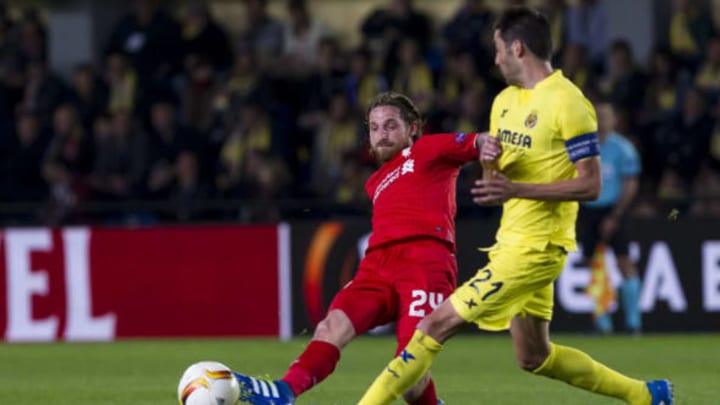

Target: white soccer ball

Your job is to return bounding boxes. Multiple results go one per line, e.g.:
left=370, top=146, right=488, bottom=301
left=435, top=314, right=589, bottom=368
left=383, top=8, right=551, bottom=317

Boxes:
left=177, top=361, right=240, bottom=405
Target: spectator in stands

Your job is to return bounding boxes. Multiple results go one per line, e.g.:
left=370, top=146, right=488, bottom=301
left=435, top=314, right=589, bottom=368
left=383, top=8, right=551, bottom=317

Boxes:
left=310, top=92, right=361, bottom=197
left=182, top=54, right=221, bottom=134
left=220, top=48, right=267, bottom=119
left=644, top=47, right=682, bottom=122
left=42, top=103, right=93, bottom=214
left=68, top=63, right=109, bottom=130
left=639, top=47, right=683, bottom=186
left=298, top=37, right=346, bottom=129
left=0, top=9, right=24, bottom=120
left=361, top=0, right=432, bottom=79
left=146, top=100, right=195, bottom=200
left=345, top=46, right=388, bottom=112
left=215, top=103, right=278, bottom=198
left=292, top=37, right=347, bottom=184
left=243, top=152, right=291, bottom=222
left=698, top=101, right=720, bottom=216
left=2, top=108, right=48, bottom=203
left=453, top=87, right=489, bottom=135
left=330, top=153, right=372, bottom=210
left=174, top=150, right=207, bottom=221
left=442, top=0, right=494, bottom=70
left=433, top=49, right=485, bottom=130
left=181, top=0, right=233, bottom=73
left=565, top=0, right=607, bottom=74
left=209, top=50, right=268, bottom=142
left=238, top=0, right=284, bottom=67
left=539, top=0, right=567, bottom=61
left=205, top=49, right=268, bottom=177
left=20, top=58, right=66, bottom=128
left=391, top=37, right=433, bottom=113
left=668, top=0, right=715, bottom=74
left=0, top=2, right=10, bottom=29
left=711, top=102, right=720, bottom=169
left=16, top=9, right=46, bottom=63
left=105, top=0, right=182, bottom=85
left=282, top=0, right=331, bottom=73
left=654, top=86, right=713, bottom=208
left=695, top=36, right=720, bottom=102
left=105, top=52, right=137, bottom=114
left=88, top=110, right=148, bottom=201
left=605, top=40, right=647, bottom=136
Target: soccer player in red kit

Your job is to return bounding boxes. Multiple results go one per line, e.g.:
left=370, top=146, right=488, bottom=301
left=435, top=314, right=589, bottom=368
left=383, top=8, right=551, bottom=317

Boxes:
left=232, top=92, right=500, bottom=405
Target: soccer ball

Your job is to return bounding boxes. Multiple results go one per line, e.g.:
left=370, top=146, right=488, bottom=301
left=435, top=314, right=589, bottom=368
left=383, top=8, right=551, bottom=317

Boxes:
left=177, top=361, right=240, bottom=405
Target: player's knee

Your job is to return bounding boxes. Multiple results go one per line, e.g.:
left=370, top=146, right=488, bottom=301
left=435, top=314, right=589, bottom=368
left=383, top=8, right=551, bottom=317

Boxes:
left=313, top=311, right=355, bottom=347
left=417, top=305, right=463, bottom=343
left=515, top=352, right=547, bottom=372
left=416, top=313, right=446, bottom=338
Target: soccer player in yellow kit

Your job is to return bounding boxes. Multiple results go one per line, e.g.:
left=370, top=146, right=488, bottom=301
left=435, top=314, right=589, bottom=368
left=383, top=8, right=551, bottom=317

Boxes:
left=358, top=7, right=673, bottom=405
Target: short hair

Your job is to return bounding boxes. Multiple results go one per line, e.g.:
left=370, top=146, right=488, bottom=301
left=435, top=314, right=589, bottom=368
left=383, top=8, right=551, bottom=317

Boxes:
left=365, top=92, right=423, bottom=136
left=494, top=6, right=553, bottom=60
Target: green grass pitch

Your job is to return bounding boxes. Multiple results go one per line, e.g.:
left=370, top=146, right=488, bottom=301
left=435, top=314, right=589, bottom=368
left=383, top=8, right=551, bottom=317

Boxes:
left=0, top=333, right=717, bottom=404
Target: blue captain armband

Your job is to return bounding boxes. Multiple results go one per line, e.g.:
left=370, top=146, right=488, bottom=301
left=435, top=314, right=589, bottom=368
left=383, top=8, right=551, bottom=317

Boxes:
left=565, top=132, right=600, bottom=162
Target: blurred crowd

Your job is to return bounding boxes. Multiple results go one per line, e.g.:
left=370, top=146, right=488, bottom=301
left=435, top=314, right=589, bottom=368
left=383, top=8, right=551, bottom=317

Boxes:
left=1, top=0, right=720, bottom=225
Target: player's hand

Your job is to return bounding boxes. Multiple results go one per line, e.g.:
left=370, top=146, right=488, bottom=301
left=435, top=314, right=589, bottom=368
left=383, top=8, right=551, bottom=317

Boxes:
left=480, top=133, right=502, bottom=163
left=471, top=172, right=516, bottom=205
left=599, top=216, right=619, bottom=242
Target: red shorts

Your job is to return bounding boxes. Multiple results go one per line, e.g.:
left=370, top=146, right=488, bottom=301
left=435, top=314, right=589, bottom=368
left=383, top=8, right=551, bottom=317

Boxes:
left=329, top=237, right=457, bottom=353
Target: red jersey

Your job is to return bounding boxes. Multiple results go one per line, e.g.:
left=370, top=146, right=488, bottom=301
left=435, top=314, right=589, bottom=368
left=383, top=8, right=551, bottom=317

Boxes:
left=365, top=132, right=479, bottom=251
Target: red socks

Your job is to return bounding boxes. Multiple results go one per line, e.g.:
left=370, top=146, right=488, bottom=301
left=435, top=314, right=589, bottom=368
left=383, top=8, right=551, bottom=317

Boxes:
left=410, top=378, right=437, bottom=405
left=281, top=340, right=340, bottom=396
left=281, top=339, right=437, bottom=403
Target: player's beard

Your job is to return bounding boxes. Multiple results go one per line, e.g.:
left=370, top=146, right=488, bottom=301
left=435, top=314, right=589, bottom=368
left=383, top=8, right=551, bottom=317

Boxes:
left=371, top=139, right=410, bottom=164
left=499, top=62, right=522, bottom=86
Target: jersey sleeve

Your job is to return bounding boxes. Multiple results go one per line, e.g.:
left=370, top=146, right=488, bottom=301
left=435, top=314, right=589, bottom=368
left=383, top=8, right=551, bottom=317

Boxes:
left=559, top=94, right=600, bottom=163
left=418, top=133, right=479, bottom=163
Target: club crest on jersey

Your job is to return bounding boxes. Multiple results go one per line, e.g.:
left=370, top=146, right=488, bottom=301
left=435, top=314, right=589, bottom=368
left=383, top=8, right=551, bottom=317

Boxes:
left=524, top=110, right=538, bottom=128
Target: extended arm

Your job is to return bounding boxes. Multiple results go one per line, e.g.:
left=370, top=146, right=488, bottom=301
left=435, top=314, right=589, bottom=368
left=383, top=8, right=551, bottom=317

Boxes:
left=512, top=157, right=601, bottom=201
left=471, top=157, right=601, bottom=205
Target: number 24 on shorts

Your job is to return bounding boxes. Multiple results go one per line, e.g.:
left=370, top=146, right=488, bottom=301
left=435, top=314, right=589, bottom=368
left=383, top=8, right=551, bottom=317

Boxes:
left=409, top=290, right=444, bottom=317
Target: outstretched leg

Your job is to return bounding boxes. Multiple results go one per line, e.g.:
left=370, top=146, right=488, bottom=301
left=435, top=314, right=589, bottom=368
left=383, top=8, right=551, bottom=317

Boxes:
left=234, top=309, right=353, bottom=405
left=511, top=315, right=665, bottom=405
left=281, top=309, right=352, bottom=396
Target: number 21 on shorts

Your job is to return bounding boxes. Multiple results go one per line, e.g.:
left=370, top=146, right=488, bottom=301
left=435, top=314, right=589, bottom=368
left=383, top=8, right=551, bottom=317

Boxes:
left=469, top=268, right=503, bottom=301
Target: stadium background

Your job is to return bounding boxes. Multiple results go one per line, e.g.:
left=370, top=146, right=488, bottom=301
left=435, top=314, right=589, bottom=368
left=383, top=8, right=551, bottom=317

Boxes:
left=0, top=1, right=719, bottom=403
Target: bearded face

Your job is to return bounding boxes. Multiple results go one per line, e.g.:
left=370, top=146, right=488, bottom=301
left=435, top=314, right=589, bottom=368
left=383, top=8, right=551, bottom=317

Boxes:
left=367, top=105, right=415, bottom=163
left=493, top=30, right=523, bottom=86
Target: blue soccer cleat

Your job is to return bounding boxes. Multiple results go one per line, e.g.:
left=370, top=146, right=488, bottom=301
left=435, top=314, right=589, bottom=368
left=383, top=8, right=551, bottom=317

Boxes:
left=646, top=379, right=673, bottom=405
left=437, top=399, right=446, bottom=405
left=233, top=371, right=295, bottom=405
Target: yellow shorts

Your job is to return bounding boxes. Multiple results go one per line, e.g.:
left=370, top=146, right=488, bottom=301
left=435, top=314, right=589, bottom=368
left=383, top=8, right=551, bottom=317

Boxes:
left=450, top=243, right=567, bottom=331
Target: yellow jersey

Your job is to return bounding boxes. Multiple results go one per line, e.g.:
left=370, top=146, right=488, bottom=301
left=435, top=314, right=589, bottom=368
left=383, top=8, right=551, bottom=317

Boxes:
left=490, top=70, right=598, bottom=252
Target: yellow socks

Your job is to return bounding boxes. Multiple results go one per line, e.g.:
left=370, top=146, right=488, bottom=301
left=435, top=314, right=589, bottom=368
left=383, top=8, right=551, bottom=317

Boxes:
left=357, top=330, right=442, bottom=405
left=533, top=343, right=651, bottom=405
